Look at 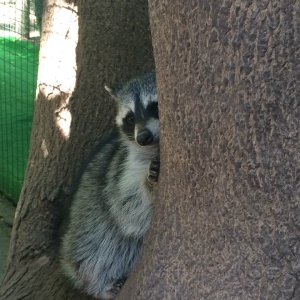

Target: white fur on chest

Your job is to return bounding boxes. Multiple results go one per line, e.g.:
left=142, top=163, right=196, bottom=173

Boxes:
left=109, top=142, right=158, bottom=238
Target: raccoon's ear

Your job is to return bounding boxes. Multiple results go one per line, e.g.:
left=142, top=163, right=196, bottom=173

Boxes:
left=104, top=84, right=122, bottom=99
left=104, top=85, right=114, bottom=97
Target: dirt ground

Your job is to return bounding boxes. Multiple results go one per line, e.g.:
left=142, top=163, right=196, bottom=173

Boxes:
left=0, top=193, right=15, bottom=282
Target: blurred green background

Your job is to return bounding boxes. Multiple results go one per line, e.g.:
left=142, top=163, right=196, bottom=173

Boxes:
left=0, top=36, right=39, bottom=201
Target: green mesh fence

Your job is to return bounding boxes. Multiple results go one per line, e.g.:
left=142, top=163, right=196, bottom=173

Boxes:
left=0, top=0, right=42, bottom=201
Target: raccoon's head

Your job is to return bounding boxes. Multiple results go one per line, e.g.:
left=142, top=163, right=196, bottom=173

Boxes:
left=105, top=71, right=159, bottom=147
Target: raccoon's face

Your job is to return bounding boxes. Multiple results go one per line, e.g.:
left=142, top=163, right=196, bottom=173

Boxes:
left=119, top=93, right=159, bottom=146
left=105, top=72, right=159, bottom=147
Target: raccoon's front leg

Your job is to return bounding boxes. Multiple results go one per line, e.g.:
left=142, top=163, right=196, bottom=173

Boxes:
left=147, top=157, right=160, bottom=182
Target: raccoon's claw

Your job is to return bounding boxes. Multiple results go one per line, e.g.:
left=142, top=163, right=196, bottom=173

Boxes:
left=148, top=157, right=160, bottom=182
left=109, top=278, right=127, bottom=296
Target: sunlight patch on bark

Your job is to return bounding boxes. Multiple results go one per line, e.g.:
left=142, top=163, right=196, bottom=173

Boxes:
left=55, top=102, right=72, bottom=139
left=36, top=1, right=78, bottom=140
left=37, top=2, right=78, bottom=100
left=41, top=139, right=49, bottom=157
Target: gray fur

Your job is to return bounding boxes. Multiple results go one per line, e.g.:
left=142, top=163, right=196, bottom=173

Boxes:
left=60, top=72, right=159, bottom=299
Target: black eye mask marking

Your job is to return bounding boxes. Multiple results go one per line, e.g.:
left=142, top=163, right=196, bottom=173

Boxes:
left=124, top=111, right=135, bottom=126
left=122, top=110, right=135, bottom=141
left=146, top=101, right=159, bottom=119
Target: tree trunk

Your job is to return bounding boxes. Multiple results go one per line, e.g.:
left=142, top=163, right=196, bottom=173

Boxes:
left=0, top=0, right=154, bottom=299
left=118, top=1, right=300, bottom=299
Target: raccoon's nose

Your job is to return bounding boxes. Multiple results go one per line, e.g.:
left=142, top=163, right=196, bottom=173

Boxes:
left=136, top=129, right=153, bottom=146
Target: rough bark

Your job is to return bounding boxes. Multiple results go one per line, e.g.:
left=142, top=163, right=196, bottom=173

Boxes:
left=0, top=0, right=154, bottom=299
left=118, top=1, right=300, bottom=299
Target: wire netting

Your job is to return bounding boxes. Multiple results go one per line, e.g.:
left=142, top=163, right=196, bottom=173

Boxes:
left=0, top=0, right=42, bottom=202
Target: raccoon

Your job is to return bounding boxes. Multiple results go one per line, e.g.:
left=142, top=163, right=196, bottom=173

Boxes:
left=60, top=71, right=159, bottom=299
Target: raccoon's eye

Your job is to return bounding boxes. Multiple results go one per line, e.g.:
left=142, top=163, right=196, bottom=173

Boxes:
left=125, top=112, right=135, bottom=125
left=147, top=101, right=159, bottom=118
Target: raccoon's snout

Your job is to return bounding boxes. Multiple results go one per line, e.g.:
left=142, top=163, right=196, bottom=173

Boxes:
left=136, top=129, right=153, bottom=146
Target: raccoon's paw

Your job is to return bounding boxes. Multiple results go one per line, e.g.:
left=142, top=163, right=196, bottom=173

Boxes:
left=147, top=157, right=160, bottom=182
left=100, top=278, right=127, bottom=299
left=111, top=278, right=126, bottom=294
